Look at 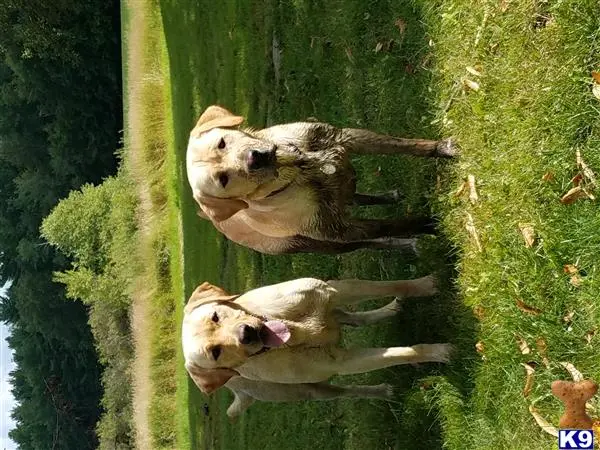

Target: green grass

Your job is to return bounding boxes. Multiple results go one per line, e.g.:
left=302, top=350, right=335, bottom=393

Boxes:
left=123, top=0, right=600, bottom=448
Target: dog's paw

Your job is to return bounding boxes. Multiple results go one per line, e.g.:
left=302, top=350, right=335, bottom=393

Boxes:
left=436, top=138, right=459, bottom=158
left=372, top=383, right=396, bottom=400
left=431, top=343, right=454, bottom=363
left=419, top=274, right=440, bottom=296
left=388, top=298, right=404, bottom=314
left=389, top=237, right=419, bottom=255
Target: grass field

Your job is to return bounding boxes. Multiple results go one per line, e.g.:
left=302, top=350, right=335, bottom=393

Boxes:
left=124, top=0, right=600, bottom=448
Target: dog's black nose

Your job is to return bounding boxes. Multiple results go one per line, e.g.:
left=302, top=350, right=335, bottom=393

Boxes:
left=248, top=149, right=273, bottom=170
left=238, top=324, right=259, bottom=345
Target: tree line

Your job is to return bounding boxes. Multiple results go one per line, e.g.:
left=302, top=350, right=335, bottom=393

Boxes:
left=0, top=0, right=123, bottom=448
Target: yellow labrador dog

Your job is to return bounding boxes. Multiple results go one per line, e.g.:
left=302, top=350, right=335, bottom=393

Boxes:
left=186, top=105, right=456, bottom=254
left=182, top=276, right=451, bottom=417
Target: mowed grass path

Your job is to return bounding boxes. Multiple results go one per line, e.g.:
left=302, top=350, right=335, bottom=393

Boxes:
left=153, top=0, right=600, bottom=448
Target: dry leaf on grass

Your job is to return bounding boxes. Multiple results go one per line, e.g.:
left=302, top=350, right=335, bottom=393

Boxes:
left=374, top=42, right=384, bottom=53
left=522, top=363, right=535, bottom=397
left=516, top=335, right=531, bottom=355
left=468, top=174, right=479, bottom=204
left=466, top=66, right=482, bottom=77
left=454, top=180, right=468, bottom=197
left=541, top=171, right=554, bottom=182
left=344, top=47, right=354, bottom=63
left=561, top=186, right=594, bottom=204
left=394, top=18, right=406, bottom=35
left=571, top=173, right=583, bottom=186
left=593, top=71, right=600, bottom=84
left=518, top=223, right=536, bottom=248
left=593, top=83, right=600, bottom=100
left=536, top=338, right=550, bottom=367
left=516, top=298, right=542, bottom=315
left=576, top=149, right=598, bottom=188
left=564, top=264, right=579, bottom=275
left=560, top=362, right=583, bottom=382
left=499, top=0, right=511, bottom=13
left=475, top=341, right=485, bottom=353
left=529, top=405, right=559, bottom=437
left=473, top=305, right=485, bottom=320
left=465, top=213, right=483, bottom=252
left=584, top=329, right=596, bottom=345
left=563, top=311, right=575, bottom=323
left=463, top=79, right=480, bottom=91
left=570, top=275, right=583, bottom=287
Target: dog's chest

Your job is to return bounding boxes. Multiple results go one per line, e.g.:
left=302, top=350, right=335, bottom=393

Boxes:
left=242, top=185, right=320, bottom=237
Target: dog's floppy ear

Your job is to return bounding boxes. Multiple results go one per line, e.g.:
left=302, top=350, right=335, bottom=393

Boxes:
left=185, top=281, right=239, bottom=314
left=185, top=361, right=238, bottom=394
left=191, top=105, right=244, bottom=137
left=195, top=194, right=248, bottom=222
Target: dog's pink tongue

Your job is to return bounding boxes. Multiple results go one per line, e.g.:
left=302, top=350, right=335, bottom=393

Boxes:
left=262, top=321, right=290, bottom=347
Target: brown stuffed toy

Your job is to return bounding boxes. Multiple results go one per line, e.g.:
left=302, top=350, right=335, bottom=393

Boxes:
left=551, top=379, right=598, bottom=429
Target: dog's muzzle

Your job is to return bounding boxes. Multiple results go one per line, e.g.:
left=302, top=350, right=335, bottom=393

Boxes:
left=238, top=324, right=261, bottom=345
left=247, top=148, right=276, bottom=171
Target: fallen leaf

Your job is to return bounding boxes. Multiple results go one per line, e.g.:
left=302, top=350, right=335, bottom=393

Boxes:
left=560, top=361, right=583, bottom=382
left=529, top=405, right=558, bottom=437
left=541, top=171, right=554, bottom=182
left=516, top=335, right=531, bottom=355
left=561, top=186, right=589, bottom=204
left=463, top=79, right=480, bottom=91
left=593, top=71, right=600, bottom=84
left=344, top=47, right=354, bottom=63
left=535, top=338, right=547, bottom=356
left=593, top=83, right=600, bottom=100
left=570, top=275, right=583, bottom=287
left=465, top=213, right=483, bottom=252
left=473, top=305, right=485, bottom=320
left=522, top=363, right=535, bottom=397
left=375, top=42, right=384, bottom=53
left=584, top=329, right=596, bottom=345
left=563, top=311, right=575, bottom=323
left=577, top=149, right=598, bottom=188
left=516, top=299, right=542, bottom=315
left=563, top=264, right=579, bottom=275
left=518, top=223, right=535, bottom=248
left=499, top=0, right=511, bottom=13
left=453, top=180, right=468, bottom=197
left=571, top=173, right=583, bottom=187
left=475, top=341, right=485, bottom=353
left=536, top=338, right=550, bottom=367
left=468, top=174, right=479, bottom=204
left=394, top=18, right=406, bottom=35
left=466, top=66, right=482, bottom=77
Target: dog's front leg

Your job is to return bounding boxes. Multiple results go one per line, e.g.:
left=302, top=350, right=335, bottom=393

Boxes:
left=332, top=344, right=452, bottom=375
left=327, top=275, right=438, bottom=306
left=352, top=190, right=403, bottom=206
left=340, top=128, right=457, bottom=158
left=226, top=391, right=256, bottom=421
left=334, top=298, right=402, bottom=326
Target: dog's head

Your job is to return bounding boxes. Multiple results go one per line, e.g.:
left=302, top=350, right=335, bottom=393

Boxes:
left=182, top=281, right=290, bottom=393
left=186, top=105, right=288, bottom=221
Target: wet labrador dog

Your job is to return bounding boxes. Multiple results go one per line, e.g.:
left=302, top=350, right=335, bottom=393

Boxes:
left=186, top=105, right=456, bottom=254
left=182, top=276, right=452, bottom=418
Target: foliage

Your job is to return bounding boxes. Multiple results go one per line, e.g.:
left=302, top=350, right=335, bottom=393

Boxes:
left=0, top=0, right=122, bottom=448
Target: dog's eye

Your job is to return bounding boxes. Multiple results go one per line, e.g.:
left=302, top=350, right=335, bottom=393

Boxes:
left=211, top=346, right=221, bottom=360
left=218, top=173, right=229, bottom=188
left=217, top=138, right=226, bottom=149
left=211, top=312, right=219, bottom=323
